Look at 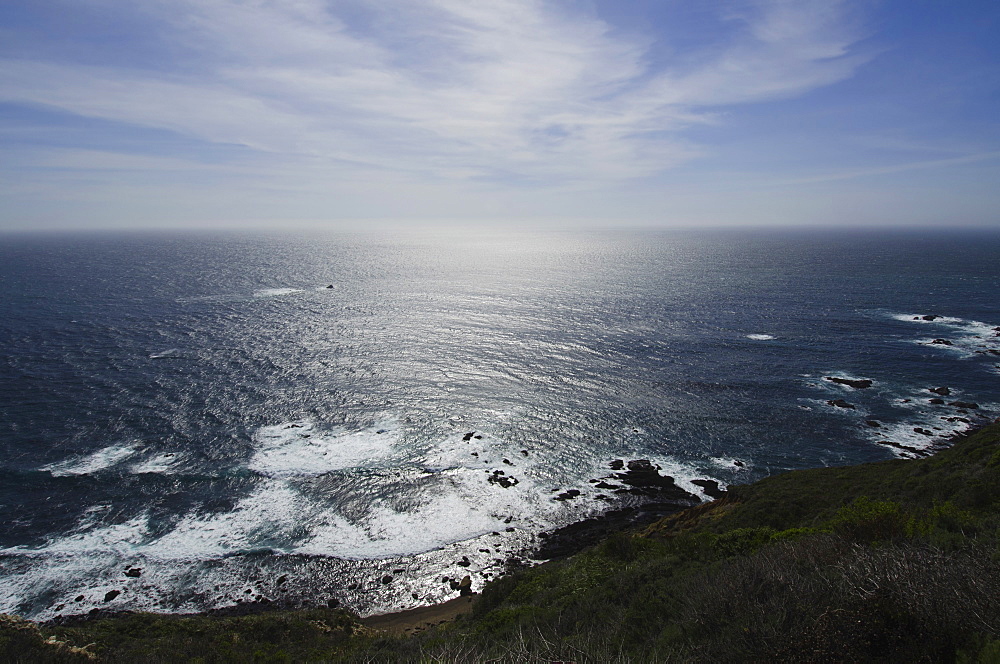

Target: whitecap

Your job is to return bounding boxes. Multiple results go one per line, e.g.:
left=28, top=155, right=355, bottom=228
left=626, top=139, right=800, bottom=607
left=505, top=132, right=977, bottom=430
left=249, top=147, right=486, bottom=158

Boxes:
left=130, top=453, right=183, bottom=475
left=248, top=420, right=400, bottom=477
left=41, top=444, right=137, bottom=476
left=746, top=334, right=775, bottom=340
left=252, top=288, right=304, bottom=298
left=149, top=348, right=183, bottom=359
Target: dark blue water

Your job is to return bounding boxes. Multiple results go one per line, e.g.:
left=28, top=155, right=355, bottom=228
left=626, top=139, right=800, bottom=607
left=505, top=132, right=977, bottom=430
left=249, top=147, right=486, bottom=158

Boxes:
left=1, top=228, right=998, bottom=619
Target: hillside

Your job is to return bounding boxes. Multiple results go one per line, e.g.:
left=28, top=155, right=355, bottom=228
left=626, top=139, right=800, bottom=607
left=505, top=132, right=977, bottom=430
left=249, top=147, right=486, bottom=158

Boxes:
left=5, top=422, right=1000, bottom=662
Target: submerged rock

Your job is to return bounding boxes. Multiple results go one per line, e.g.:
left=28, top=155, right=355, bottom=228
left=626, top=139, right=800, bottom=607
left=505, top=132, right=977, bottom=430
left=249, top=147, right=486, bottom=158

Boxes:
left=827, top=399, right=855, bottom=409
left=929, top=386, right=951, bottom=396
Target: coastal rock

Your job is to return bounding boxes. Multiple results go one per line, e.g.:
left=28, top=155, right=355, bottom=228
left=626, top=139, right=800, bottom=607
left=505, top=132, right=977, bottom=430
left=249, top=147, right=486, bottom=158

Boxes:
left=949, top=401, right=979, bottom=409
left=104, top=590, right=120, bottom=602
left=866, top=420, right=882, bottom=428
left=458, top=575, right=473, bottom=596
left=929, top=398, right=945, bottom=405
left=554, top=489, right=582, bottom=501
left=611, top=460, right=702, bottom=502
left=825, top=377, right=873, bottom=389
left=929, top=387, right=951, bottom=396
left=877, top=440, right=930, bottom=456
left=921, top=315, right=941, bottom=321
left=691, top=479, right=726, bottom=499
left=609, top=459, right=624, bottom=470
left=827, top=399, right=855, bottom=409
left=487, top=470, right=518, bottom=488
left=931, top=339, right=953, bottom=346
left=462, top=432, right=475, bottom=441
left=124, top=567, right=141, bottom=578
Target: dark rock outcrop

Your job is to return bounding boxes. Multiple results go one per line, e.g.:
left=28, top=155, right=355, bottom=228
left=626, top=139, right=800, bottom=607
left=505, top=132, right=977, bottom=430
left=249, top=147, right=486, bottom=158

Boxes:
left=487, top=470, right=518, bottom=488
left=825, top=377, right=873, bottom=389
left=827, top=399, right=855, bottom=409
left=691, top=479, right=726, bottom=499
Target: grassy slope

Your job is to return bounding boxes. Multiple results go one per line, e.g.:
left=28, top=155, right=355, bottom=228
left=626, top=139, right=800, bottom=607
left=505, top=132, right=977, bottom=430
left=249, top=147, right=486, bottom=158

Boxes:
left=6, top=423, right=1000, bottom=663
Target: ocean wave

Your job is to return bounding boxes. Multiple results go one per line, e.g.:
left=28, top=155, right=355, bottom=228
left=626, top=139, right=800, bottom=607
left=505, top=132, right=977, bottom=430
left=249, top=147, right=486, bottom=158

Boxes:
left=252, top=288, right=304, bottom=298
left=40, top=444, right=138, bottom=477
left=249, top=420, right=401, bottom=477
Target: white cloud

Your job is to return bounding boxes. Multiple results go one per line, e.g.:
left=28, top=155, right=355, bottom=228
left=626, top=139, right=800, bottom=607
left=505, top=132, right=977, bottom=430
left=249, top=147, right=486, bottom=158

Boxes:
left=0, top=0, right=870, bottom=185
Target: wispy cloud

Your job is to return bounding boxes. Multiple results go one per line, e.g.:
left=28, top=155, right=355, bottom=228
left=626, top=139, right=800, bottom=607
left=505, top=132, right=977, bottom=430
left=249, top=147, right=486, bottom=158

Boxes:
left=0, top=0, right=870, bottom=185
left=776, top=150, right=1000, bottom=185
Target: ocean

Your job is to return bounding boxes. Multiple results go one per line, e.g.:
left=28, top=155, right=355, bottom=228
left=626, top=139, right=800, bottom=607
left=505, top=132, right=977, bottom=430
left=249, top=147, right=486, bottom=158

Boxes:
left=1, top=227, right=998, bottom=620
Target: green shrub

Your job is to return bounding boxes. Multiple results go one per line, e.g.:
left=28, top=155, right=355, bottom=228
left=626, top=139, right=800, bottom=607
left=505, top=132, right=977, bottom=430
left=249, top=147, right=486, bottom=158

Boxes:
left=713, top=527, right=777, bottom=556
left=829, top=496, right=908, bottom=543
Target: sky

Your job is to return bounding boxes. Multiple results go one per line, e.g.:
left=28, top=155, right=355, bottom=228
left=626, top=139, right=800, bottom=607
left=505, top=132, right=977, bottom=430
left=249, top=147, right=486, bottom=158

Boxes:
left=1, top=0, right=999, bottom=232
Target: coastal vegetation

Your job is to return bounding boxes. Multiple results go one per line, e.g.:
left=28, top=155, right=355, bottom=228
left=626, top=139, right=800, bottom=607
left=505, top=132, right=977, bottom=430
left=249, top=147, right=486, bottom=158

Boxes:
left=5, top=422, right=1000, bottom=662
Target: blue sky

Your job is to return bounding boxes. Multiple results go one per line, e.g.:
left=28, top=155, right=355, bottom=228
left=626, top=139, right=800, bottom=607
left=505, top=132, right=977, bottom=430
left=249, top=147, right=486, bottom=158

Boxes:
left=1, top=0, right=999, bottom=231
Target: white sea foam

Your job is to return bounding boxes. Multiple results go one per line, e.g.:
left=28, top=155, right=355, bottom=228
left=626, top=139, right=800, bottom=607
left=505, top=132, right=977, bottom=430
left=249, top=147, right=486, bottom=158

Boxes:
left=892, top=313, right=964, bottom=325
left=149, top=348, right=182, bottom=359
left=801, top=398, right=868, bottom=416
left=297, top=487, right=525, bottom=559
left=252, top=288, right=304, bottom=298
left=130, top=453, right=183, bottom=475
left=708, top=456, right=748, bottom=471
left=645, top=457, right=724, bottom=499
left=3, top=514, right=151, bottom=558
left=891, top=313, right=1000, bottom=357
left=866, top=419, right=951, bottom=457
left=143, top=480, right=304, bottom=559
left=41, top=444, right=137, bottom=476
left=746, top=334, right=775, bottom=340
left=249, top=420, right=400, bottom=477
left=3, top=419, right=728, bottom=619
